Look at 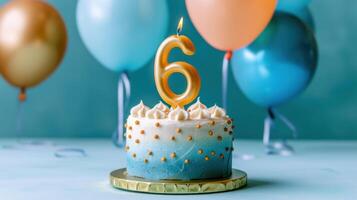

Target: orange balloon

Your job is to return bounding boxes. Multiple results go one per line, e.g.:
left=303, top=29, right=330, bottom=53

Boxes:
left=0, top=0, right=67, bottom=100
left=185, top=0, right=277, bottom=51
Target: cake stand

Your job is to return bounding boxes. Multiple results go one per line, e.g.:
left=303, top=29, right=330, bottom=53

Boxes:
left=110, top=168, right=247, bottom=194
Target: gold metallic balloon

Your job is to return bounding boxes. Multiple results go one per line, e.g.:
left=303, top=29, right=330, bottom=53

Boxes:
left=154, top=18, right=201, bottom=108
left=0, top=0, right=67, bottom=101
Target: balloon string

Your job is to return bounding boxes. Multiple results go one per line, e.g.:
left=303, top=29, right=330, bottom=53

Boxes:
left=263, top=108, right=297, bottom=156
left=16, top=87, right=26, bottom=136
left=273, top=108, right=298, bottom=138
left=121, top=72, right=131, bottom=108
left=112, top=72, right=131, bottom=147
left=222, top=50, right=232, bottom=111
left=263, top=113, right=272, bottom=146
left=54, top=148, right=87, bottom=158
left=16, top=101, right=25, bottom=136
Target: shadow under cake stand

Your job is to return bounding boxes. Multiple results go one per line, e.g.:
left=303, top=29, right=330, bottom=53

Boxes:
left=110, top=168, right=247, bottom=194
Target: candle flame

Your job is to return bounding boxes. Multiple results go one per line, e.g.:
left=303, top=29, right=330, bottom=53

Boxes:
left=177, top=17, right=183, bottom=35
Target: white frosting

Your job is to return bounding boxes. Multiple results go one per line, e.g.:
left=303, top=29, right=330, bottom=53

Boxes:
left=153, top=101, right=170, bottom=113
left=145, top=107, right=167, bottom=119
left=130, top=101, right=149, bottom=118
left=189, top=108, right=210, bottom=120
left=129, top=100, right=227, bottom=121
left=208, top=105, right=226, bottom=119
left=187, top=98, right=207, bottom=112
left=168, top=107, right=189, bottom=121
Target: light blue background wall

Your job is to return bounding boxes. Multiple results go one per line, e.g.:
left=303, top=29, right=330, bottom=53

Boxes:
left=0, top=0, right=356, bottom=139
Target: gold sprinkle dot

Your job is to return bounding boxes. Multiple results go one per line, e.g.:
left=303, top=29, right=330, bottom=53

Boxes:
left=155, top=122, right=160, bottom=127
left=217, top=135, right=223, bottom=141
left=127, top=134, right=132, bottom=139
left=225, top=147, right=229, bottom=152
left=176, top=128, right=182, bottom=133
left=196, top=124, right=202, bottom=129
left=171, top=136, right=176, bottom=141
left=154, top=134, right=160, bottom=139
left=161, top=157, right=167, bottom=162
left=219, top=154, right=225, bottom=159
left=224, top=127, right=228, bottom=132
left=140, top=130, right=145, bottom=135
left=144, top=159, right=148, bottom=163
left=198, top=149, right=203, bottom=154
left=135, top=120, right=140, bottom=125
left=170, top=152, right=176, bottom=158
left=125, top=146, right=130, bottom=152
left=187, top=135, right=193, bottom=141
left=205, top=156, right=210, bottom=161
left=211, top=151, right=216, bottom=156
left=184, top=159, right=190, bottom=164
left=208, top=130, right=214, bottom=136
left=209, top=120, right=216, bottom=126
left=128, top=126, right=132, bottom=130
left=148, top=150, right=153, bottom=156
left=135, top=139, right=140, bottom=144
left=132, top=153, right=136, bottom=158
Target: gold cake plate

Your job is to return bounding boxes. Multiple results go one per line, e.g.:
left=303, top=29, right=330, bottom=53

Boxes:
left=110, top=168, right=247, bottom=194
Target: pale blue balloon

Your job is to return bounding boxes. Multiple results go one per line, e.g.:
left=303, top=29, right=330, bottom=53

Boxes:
left=76, top=0, right=169, bottom=72
left=231, top=12, right=318, bottom=107
left=277, top=0, right=311, bottom=12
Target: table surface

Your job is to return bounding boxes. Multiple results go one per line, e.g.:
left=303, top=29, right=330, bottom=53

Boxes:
left=0, top=139, right=356, bottom=200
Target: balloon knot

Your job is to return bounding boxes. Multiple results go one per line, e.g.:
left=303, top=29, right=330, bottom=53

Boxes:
left=225, top=51, right=232, bottom=60
left=18, top=88, right=26, bottom=102
left=267, top=107, right=275, bottom=120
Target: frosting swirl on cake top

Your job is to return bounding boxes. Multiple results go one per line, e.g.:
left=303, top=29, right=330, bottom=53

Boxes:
left=187, top=97, right=207, bottom=112
left=146, top=107, right=167, bottom=119
left=153, top=101, right=170, bottom=113
left=130, top=101, right=149, bottom=118
left=130, top=99, right=227, bottom=120
left=189, top=108, right=210, bottom=120
left=168, top=107, right=189, bottom=121
left=208, top=105, right=226, bottom=119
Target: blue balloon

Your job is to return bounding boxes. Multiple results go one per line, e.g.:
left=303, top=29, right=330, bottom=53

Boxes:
left=76, top=0, right=169, bottom=72
left=279, top=7, right=315, bottom=32
left=277, top=0, right=311, bottom=12
left=231, top=12, right=318, bottom=107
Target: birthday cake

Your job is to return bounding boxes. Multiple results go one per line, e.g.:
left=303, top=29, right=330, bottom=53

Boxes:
left=125, top=99, right=234, bottom=180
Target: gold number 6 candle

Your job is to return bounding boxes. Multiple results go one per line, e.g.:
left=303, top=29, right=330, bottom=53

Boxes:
left=154, top=18, right=201, bottom=108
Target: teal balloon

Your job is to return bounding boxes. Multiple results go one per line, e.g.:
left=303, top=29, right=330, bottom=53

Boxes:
left=231, top=12, right=318, bottom=107
left=76, top=0, right=169, bottom=72
left=279, top=7, right=315, bottom=32
left=277, top=0, right=311, bottom=12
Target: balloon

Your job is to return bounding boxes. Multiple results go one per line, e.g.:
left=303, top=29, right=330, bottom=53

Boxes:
left=278, top=7, right=315, bottom=32
left=76, top=0, right=169, bottom=72
left=185, top=0, right=277, bottom=51
left=0, top=0, right=67, bottom=99
left=231, top=12, right=318, bottom=107
left=277, top=0, right=311, bottom=12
